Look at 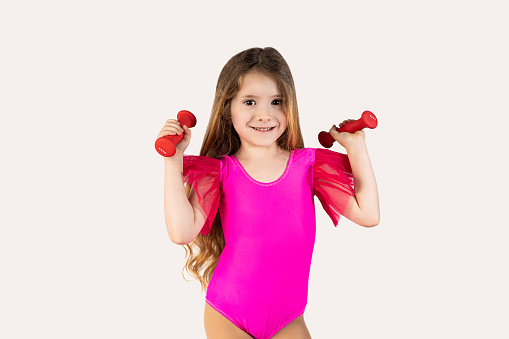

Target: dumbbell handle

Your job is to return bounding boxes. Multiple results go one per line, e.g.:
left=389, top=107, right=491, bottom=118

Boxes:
left=155, top=110, right=197, bottom=157
left=318, top=111, right=377, bottom=148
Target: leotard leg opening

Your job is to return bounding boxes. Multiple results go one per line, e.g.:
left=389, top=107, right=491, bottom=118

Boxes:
left=206, top=298, right=307, bottom=339
left=265, top=308, right=307, bottom=339
left=205, top=298, right=254, bottom=338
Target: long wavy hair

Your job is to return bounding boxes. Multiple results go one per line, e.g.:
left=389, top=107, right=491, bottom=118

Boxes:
left=181, top=47, right=305, bottom=293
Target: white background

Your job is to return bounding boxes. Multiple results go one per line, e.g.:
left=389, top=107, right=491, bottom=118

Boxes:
left=1, top=0, right=508, bottom=338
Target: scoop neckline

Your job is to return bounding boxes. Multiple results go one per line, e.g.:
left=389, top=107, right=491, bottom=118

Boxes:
left=231, top=150, right=294, bottom=186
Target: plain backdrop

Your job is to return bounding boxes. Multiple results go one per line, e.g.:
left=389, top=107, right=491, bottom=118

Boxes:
left=1, top=0, right=508, bottom=338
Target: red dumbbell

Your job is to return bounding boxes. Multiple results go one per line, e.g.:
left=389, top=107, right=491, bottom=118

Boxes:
left=318, top=110, right=377, bottom=148
left=155, top=110, right=197, bottom=157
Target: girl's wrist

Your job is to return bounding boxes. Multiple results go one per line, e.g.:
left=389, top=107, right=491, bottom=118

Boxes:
left=344, top=138, right=366, bottom=153
left=164, top=154, right=183, bottom=166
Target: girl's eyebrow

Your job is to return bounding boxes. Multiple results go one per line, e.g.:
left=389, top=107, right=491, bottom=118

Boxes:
left=239, top=94, right=283, bottom=98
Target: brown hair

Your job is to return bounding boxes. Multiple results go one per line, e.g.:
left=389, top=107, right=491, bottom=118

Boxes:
left=181, top=47, right=305, bottom=293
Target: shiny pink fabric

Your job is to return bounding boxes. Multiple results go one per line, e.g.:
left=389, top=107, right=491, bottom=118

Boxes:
left=182, top=148, right=354, bottom=339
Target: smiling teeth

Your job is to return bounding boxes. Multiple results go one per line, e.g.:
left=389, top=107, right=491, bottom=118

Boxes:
left=253, top=127, right=273, bottom=131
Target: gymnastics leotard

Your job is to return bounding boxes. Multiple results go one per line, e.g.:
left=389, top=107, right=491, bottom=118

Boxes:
left=182, top=147, right=355, bottom=339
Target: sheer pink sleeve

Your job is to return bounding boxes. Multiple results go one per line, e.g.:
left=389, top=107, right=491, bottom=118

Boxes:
left=313, top=148, right=355, bottom=226
left=182, top=155, right=221, bottom=236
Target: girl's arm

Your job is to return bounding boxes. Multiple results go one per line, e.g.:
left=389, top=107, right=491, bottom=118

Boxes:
left=330, top=124, right=380, bottom=227
left=164, top=156, right=206, bottom=244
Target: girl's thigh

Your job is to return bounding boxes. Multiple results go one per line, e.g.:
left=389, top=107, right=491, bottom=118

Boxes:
left=204, top=302, right=253, bottom=339
left=271, top=314, right=312, bottom=339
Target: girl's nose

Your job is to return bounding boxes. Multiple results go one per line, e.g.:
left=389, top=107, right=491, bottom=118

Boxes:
left=254, top=106, right=272, bottom=120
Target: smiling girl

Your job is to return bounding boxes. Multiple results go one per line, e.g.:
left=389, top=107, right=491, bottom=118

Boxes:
left=157, top=47, right=379, bottom=339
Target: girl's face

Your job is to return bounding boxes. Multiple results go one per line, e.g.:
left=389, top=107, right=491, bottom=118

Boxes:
left=230, top=71, right=288, bottom=151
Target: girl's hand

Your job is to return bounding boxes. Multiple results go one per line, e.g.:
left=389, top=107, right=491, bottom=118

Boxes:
left=157, top=119, right=192, bottom=155
left=329, top=119, right=365, bottom=149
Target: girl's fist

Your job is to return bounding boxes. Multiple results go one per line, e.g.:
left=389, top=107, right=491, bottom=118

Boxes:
left=157, top=119, right=192, bottom=155
left=329, top=119, right=365, bottom=149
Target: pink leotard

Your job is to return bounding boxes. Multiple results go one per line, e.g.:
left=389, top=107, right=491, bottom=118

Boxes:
left=182, top=147, right=354, bottom=339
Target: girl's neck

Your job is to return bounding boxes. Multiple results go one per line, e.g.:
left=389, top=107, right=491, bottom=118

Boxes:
left=234, top=146, right=289, bottom=162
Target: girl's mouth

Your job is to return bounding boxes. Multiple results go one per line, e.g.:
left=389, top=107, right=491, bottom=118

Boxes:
left=251, top=126, right=275, bottom=133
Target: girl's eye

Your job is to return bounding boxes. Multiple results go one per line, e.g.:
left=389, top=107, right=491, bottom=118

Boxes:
left=243, top=99, right=283, bottom=105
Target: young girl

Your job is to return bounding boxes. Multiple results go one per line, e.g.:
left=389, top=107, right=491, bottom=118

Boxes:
left=158, top=47, right=379, bottom=339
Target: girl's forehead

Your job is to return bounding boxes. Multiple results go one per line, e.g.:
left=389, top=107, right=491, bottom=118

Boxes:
left=237, top=72, right=282, bottom=94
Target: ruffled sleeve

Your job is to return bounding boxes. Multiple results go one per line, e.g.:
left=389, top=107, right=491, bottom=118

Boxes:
left=313, top=148, right=355, bottom=226
left=182, top=155, right=221, bottom=236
